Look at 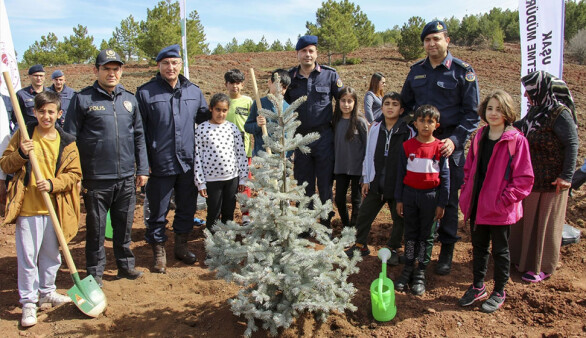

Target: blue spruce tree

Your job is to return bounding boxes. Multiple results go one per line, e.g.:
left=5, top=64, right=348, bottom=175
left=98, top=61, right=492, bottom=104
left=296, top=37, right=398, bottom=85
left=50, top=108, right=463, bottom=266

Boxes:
left=205, top=75, right=360, bottom=337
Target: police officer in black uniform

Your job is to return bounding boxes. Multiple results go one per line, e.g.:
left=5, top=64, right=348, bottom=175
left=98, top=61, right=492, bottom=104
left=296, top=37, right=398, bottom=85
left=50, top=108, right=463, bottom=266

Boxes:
left=16, top=64, right=48, bottom=125
left=284, top=35, right=342, bottom=227
left=136, top=45, right=208, bottom=273
left=64, top=49, right=149, bottom=287
left=47, top=70, right=76, bottom=127
left=401, top=21, right=480, bottom=275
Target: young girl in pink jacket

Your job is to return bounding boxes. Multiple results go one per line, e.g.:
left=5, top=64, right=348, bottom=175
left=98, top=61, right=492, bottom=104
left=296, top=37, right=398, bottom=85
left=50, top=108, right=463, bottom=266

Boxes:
left=458, top=90, right=534, bottom=313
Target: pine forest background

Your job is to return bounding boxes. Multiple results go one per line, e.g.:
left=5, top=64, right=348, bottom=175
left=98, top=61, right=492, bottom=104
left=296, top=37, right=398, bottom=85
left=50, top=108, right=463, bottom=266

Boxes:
left=18, top=0, right=586, bottom=67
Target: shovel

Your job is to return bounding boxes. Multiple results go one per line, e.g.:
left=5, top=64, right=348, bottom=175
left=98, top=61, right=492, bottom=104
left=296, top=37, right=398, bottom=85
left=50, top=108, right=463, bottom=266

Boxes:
left=3, top=71, right=107, bottom=317
left=249, top=68, right=271, bottom=154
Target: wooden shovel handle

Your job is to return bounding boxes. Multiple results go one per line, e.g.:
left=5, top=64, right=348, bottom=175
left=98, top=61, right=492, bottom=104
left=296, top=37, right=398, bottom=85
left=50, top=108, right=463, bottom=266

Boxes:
left=249, top=68, right=271, bottom=155
left=2, top=71, right=77, bottom=275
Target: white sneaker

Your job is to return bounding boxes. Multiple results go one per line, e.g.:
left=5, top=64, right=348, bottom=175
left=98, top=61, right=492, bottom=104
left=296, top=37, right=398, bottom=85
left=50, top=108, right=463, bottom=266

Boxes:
left=39, top=291, right=72, bottom=309
left=21, top=304, right=37, bottom=327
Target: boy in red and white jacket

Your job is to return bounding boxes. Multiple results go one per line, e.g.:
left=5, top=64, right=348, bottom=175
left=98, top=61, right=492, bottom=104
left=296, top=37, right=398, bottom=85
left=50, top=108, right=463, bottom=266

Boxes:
left=395, top=105, right=450, bottom=296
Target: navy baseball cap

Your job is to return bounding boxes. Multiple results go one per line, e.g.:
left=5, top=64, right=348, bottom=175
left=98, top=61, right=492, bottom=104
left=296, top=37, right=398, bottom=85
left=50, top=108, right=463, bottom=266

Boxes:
left=28, top=64, right=45, bottom=75
left=296, top=35, right=318, bottom=51
left=156, top=44, right=181, bottom=62
left=421, top=20, right=448, bottom=41
left=51, top=70, right=64, bottom=79
left=95, top=49, right=124, bottom=67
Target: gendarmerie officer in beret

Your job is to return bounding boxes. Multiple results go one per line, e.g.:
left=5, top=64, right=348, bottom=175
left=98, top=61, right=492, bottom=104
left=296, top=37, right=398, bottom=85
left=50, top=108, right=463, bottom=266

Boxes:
left=47, top=70, right=76, bottom=127
left=135, top=45, right=208, bottom=273
left=64, top=49, right=149, bottom=287
left=284, top=35, right=343, bottom=228
left=401, top=20, right=480, bottom=276
left=16, top=64, right=48, bottom=125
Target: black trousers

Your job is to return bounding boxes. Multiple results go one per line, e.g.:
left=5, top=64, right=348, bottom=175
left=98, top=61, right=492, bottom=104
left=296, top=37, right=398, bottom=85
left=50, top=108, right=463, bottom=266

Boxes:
left=354, top=190, right=403, bottom=250
left=206, top=177, right=239, bottom=231
left=83, top=177, right=136, bottom=277
left=144, top=170, right=197, bottom=243
left=437, top=150, right=464, bottom=244
left=403, top=186, right=438, bottom=267
left=334, top=174, right=362, bottom=227
left=471, top=222, right=511, bottom=293
left=294, top=128, right=334, bottom=226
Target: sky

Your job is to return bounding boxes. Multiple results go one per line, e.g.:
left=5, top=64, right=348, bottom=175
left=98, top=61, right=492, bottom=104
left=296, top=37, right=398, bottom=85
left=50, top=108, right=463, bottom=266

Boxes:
left=4, top=0, right=519, bottom=61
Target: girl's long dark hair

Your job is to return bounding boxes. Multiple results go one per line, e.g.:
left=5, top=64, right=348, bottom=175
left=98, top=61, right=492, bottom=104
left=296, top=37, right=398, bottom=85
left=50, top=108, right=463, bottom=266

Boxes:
left=368, top=72, right=384, bottom=97
left=333, top=87, right=360, bottom=141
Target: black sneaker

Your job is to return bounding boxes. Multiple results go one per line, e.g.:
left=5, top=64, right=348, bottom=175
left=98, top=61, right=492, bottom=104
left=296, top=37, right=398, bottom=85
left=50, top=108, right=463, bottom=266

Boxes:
left=458, top=284, right=488, bottom=306
left=481, top=291, right=506, bottom=313
left=116, top=268, right=144, bottom=280
left=345, top=244, right=370, bottom=258
left=410, top=268, right=426, bottom=296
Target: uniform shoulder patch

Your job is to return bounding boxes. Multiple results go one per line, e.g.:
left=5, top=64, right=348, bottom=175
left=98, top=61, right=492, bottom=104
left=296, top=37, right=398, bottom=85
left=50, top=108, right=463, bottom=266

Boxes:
left=336, top=78, right=343, bottom=87
left=465, top=71, right=476, bottom=82
left=452, top=57, right=474, bottom=71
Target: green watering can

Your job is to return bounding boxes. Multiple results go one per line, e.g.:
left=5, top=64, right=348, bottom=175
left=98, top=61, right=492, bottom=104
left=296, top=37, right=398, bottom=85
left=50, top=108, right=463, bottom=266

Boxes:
left=370, top=248, right=397, bottom=321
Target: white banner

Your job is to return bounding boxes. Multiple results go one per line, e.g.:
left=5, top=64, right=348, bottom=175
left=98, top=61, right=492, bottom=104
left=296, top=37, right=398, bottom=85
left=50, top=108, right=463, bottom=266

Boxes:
left=519, top=0, right=565, bottom=116
left=0, top=0, right=18, bottom=177
left=0, top=0, right=21, bottom=96
left=179, top=0, right=190, bottom=79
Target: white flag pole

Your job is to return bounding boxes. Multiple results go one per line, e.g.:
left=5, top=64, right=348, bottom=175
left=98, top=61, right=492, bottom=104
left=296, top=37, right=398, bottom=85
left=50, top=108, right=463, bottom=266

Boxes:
left=519, top=0, right=565, bottom=116
left=179, top=0, right=190, bottom=80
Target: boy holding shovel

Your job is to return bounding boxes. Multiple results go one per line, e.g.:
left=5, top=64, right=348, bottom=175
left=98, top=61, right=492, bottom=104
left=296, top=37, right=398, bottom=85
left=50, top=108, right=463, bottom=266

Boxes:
left=0, top=91, right=82, bottom=327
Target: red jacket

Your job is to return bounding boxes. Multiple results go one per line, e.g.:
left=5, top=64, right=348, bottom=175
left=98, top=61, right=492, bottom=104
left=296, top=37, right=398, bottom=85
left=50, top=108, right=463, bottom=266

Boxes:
left=459, top=126, right=534, bottom=225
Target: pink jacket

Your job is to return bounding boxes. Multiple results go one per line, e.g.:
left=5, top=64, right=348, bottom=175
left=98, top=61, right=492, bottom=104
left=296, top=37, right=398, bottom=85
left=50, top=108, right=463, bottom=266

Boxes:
left=459, top=126, right=534, bottom=225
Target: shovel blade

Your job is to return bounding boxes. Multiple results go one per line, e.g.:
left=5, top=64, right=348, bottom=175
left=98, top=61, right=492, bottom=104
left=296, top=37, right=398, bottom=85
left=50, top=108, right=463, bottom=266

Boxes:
left=67, top=274, right=107, bottom=317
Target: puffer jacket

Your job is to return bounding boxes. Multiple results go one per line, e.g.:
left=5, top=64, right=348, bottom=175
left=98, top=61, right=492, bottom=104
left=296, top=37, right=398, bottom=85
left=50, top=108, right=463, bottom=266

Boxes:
left=459, top=126, right=534, bottom=225
left=0, top=123, right=82, bottom=242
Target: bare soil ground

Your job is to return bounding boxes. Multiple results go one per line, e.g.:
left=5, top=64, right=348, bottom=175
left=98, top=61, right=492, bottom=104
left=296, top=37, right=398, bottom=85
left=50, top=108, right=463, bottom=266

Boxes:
left=1, top=45, right=585, bottom=337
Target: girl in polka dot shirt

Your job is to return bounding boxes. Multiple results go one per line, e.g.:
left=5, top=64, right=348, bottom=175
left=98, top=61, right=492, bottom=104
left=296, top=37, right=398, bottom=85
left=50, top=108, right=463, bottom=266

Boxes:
left=194, top=93, right=248, bottom=231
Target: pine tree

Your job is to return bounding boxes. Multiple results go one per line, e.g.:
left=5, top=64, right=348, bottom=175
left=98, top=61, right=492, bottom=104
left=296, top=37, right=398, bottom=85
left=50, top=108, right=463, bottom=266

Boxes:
left=136, top=0, right=208, bottom=60
left=205, top=77, right=360, bottom=337
left=398, top=16, right=426, bottom=61
left=61, top=25, right=98, bottom=64
left=108, top=15, right=142, bottom=62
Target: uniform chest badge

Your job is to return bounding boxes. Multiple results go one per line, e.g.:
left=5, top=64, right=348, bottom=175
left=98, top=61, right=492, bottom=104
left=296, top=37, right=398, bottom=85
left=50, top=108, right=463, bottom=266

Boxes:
left=123, top=100, right=133, bottom=112
left=465, top=71, right=476, bottom=82
left=409, top=153, right=416, bottom=161
left=336, top=78, right=343, bottom=87
left=414, top=75, right=426, bottom=80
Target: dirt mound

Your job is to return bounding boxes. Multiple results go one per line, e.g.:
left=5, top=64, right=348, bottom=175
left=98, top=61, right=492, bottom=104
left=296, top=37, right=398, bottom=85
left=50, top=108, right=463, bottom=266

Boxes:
left=1, top=45, right=585, bottom=337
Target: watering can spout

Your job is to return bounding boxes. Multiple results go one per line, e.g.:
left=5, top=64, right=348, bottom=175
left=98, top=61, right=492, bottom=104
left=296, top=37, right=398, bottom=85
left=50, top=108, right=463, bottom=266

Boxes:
left=378, top=248, right=391, bottom=263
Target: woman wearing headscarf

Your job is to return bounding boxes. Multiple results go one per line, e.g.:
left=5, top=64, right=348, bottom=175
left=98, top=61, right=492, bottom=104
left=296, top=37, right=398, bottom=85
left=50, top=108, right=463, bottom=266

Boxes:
left=510, top=71, right=579, bottom=283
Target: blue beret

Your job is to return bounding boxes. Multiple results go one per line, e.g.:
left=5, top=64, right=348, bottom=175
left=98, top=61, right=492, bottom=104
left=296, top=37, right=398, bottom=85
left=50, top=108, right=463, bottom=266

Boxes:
left=51, top=70, right=64, bottom=79
left=295, top=35, right=318, bottom=51
left=95, top=49, right=124, bottom=67
left=156, top=44, right=181, bottom=62
left=28, top=64, right=45, bottom=75
left=421, top=20, right=448, bottom=41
